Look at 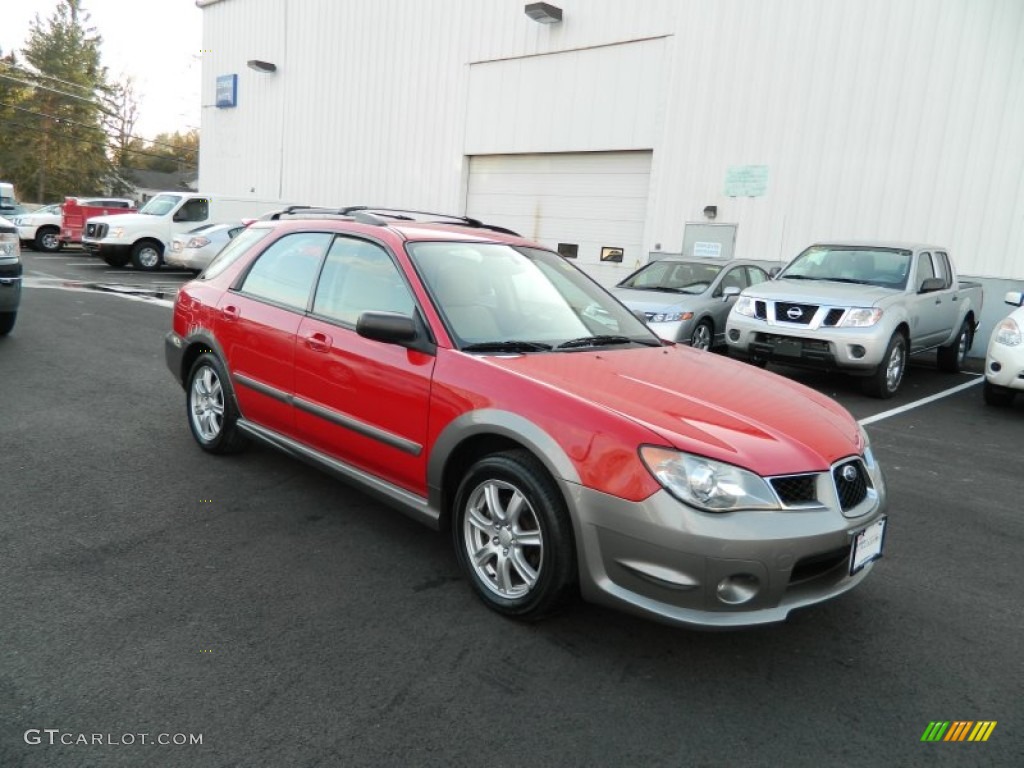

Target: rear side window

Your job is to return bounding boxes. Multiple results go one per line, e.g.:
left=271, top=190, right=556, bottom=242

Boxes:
left=746, top=266, right=769, bottom=285
left=238, top=232, right=332, bottom=310
left=311, top=237, right=414, bottom=325
left=202, top=226, right=272, bottom=280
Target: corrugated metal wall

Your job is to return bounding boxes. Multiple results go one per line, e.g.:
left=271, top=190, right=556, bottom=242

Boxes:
left=200, top=0, right=1024, bottom=280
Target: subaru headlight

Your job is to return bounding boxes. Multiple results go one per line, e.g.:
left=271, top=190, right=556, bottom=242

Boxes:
left=639, top=446, right=779, bottom=512
left=840, top=307, right=884, bottom=327
left=110, top=226, right=125, bottom=239
left=649, top=311, right=693, bottom=323
left=733, top=296, right=757, bottom=318
left=994, top=317, right=1021, bottom=347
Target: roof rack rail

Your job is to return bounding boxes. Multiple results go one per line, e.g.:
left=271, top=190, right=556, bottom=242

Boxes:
left=339, top=206, right=520, bottom=237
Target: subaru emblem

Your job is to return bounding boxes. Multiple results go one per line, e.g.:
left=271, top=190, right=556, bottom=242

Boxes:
left=841, top=465, right=858, bottom=483
left=786, top=306, right=803, bottom=320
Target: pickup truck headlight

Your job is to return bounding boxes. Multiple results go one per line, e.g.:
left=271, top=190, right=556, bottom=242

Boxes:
left=639, top=446, right=780, bottom=512
left=840, top=308, right=883, bottom=327
left=733, top=296, right=757, bottom=318
left=994, top=318, right=1021, bottom=346
left=0, top=231, right=20, bottom=259
left=110, top=226, right=125, bottom=239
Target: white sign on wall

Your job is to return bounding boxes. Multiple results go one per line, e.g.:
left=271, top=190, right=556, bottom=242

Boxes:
left=724, top=165, right=769, bottom=197
left=693, top=241, right=723, bottom=258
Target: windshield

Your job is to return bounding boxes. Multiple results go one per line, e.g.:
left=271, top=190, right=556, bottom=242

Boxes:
left=139, top=194, right=182, bottom=216
left=781, top=246, right=912, bottom=289
left=618, top=260, right=723, bottom=294
left=407, top=242, right=658, bottom=350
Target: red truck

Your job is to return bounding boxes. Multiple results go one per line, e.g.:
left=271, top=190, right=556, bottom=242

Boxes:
left=60, top=197, right=136, bottom=247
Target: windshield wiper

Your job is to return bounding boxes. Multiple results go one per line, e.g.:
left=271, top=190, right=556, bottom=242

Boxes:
left=780, top=274, right=818, bottom=280
left=461, top=340, right=553, bottom=353
left=557, top=334, right=655, bottom=350
left=822, top=277, right=872, bottom=285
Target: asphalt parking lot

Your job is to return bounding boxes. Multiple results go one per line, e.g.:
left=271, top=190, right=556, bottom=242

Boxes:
left=2, top=250, right=1021, bottom=767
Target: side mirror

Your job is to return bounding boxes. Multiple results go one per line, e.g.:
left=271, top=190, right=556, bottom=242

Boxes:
left=919, top=277, right=946, bottom=294
left=722, top=286, right=741, bottom=301
left=356, top=311, right=417, bottom=344
left=1005, top=291, right=1024, bottom=307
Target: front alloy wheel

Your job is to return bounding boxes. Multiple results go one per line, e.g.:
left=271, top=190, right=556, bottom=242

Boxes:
left=453, top=451, right=576, bottom=620
left=690, top=320, right=713, bottom=351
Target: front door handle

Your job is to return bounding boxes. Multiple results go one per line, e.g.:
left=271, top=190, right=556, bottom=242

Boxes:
left=221, top=305, right=240, bottom=320
left=305, top=332, right=333, bottom=352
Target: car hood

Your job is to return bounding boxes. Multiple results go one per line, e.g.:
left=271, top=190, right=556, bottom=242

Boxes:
left=484, top=345, right=862, bottom=476
left=612, top=287, right=703, bottom=313
left=746, top=278, right=900, bottom=306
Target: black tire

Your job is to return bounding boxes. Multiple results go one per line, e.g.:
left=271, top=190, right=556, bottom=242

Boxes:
left=690, top=319, right=713, bottom=351
left=186, top=353, right=248, bottom=454
left=103, top=252, right=130, bottom=268
left=0, top=311, right=15, bottom=336
left=937, top=320, right=971, bottom=373
left=34, top=226, right=62, bottom=253
left=863, top=332, right=907, bottom=399
left=452, top=450, right=577, bottom=621
left=131, top=239, right=163, bottom=271
left=983, top=380, right=1016, bottom=407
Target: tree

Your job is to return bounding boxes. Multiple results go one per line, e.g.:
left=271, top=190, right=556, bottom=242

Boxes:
left=122, top=129, right=199, bottom=173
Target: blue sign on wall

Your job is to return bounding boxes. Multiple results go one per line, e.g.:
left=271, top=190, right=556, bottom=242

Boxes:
left=216, top=74, right=237, bottom=108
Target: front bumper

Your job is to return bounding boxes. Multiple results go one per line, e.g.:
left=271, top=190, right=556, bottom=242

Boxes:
left=0, top=260, right=23, bottom=312
left=985, top=343, right=1024, bottom=391
left=565, top=464, right=887, bottom=628
left=727, top=314, right=888, bottom=371
left=647, top=318, right=692, bottom=343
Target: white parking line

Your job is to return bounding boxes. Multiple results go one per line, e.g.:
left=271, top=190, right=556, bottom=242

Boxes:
left=65, top=262, right=106, bottom=267
left=858, top=375, right=984, bottom=426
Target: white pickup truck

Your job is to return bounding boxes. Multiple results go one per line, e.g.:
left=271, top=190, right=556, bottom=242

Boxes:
left=726, top=242, right=984, bottom=397
left=81, top=192, right=283, bottom=270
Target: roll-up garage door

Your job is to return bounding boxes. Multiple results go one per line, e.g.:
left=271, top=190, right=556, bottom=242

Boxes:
left=465, top=151, right=652, bottom=286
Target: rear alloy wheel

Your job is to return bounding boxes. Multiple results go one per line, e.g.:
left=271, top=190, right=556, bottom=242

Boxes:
left=690, top=319, right=713, bottom=351
left=0, top=311, right=16, bottom=336
left=452, top=450, right=576, bottom=621
left=34, top=226, right=62, bottom=253
left=131, top=240, right=163, bottom=271
left=983, top=380, right=1016, bottom=407
left=863, top=332, right=906, bottom=398
left=937, top=320, right=971, bottom=373
left=186, top=353, right=247, bottom=454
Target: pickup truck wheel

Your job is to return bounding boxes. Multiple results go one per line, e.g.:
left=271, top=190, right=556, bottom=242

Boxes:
left=102, top=253, right=130, bottom=268
left=131, top=240, right=163, bottom=271
left=452, top=450, right=577, bottom=621
left=0, top=311, right=16, bottom=336
left=186, top=353, right=248, bottom=454
left=690, top=320, right=713, bottom=350
left=937, top=320, right=971, bottom=373
left=34, top=226, right=62, bottom=253
left=983, top=380, right=1016, bottom=407
left=863, top=332, right=906, bottom=398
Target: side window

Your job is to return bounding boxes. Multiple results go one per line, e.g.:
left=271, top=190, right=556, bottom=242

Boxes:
left=746, top=266, right=769, bottom=286
left=177, top=198, right=209, bottom=222
left=934, top=252, right=952, bottom=288
left=914, top=252, right=935, bottom=290
left=238, top=231, right=332, bottom=309
left=311, top=237, right=414, bottom=325
left=719, top=267, right=748, bottom=294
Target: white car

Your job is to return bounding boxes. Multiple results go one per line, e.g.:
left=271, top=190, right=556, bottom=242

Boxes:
left=983, top=290, right=1024, bottom=407
left=13, top=203, right=62, bottom=252
left=165, top=221, right=247, bottom=271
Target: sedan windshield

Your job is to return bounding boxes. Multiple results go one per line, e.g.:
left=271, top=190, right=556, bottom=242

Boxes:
left=618, top=260, right=723, bottom=294
left=781, top=246, right=912, bottom=289
left=139, top=194, right=181, bottom=216
left=407, top=242, right=659, bottom=350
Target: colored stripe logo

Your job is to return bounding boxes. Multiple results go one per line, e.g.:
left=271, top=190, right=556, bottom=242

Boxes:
left=921, top=721, right=997, bottom=742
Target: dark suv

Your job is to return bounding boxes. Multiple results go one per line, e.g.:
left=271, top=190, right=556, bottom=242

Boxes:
left=0, top=215, right=22, bottom=335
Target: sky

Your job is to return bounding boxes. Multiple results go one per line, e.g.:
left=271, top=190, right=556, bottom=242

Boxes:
left=0, top=0, right=202, bottom=139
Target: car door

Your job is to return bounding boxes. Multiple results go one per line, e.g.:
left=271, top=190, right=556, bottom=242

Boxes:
left=293, top=235, right=435, bottom=496
left=709, top=266, right=749, bottom=343
left=907, top=251, right=953, bottom=349
left=215, top=231, right=331, bottom=437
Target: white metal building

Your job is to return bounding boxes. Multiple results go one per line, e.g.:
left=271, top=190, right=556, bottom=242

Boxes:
left=197, top=0, right=1024, bottom=289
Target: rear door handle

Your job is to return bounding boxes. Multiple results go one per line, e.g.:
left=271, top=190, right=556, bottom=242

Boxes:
left=305, top=332, right=333, bottom=352
left=221, top=305, right=240, bottom=320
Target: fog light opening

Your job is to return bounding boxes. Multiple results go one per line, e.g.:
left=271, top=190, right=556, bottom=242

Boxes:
left=990, top=361, right=1002, bottom=373
left=716, top=574, right=761, bottom=605
left=728, top=329, right=740, bottom=342
left=849, top=345, right=866, bottom=359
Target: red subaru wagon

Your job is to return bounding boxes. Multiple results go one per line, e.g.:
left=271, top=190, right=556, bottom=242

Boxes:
left=166, top=207, right=888, bottom=628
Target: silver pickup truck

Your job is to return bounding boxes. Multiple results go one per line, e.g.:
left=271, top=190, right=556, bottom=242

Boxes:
left=726, top=242, right=983, bottom=397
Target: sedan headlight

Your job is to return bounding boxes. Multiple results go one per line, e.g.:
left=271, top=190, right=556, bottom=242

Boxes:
left=639, top=446, right=780, bottom=512
left=840, top=307, right=884, bottom=327
left=187, top=237, right=211, bottom=249
left=733, top=296, right=757, bottom=318
left=649, top=311, right=693, bottom=323
left=994, top=317, right=1021, bottom=346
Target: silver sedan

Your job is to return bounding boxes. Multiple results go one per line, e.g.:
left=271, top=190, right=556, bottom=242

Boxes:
left=613, top=258, right=771, bottom=349
left=165, top=222, right=247, bottom=271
